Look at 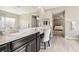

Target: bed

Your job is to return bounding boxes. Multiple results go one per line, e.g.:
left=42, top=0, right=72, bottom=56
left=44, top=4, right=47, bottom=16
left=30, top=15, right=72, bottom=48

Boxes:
left=54, top=25, right=63, bottom=31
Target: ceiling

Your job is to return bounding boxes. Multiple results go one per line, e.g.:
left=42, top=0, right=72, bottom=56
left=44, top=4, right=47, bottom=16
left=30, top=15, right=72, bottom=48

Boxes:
left=0, top=6, right=59, bottom=15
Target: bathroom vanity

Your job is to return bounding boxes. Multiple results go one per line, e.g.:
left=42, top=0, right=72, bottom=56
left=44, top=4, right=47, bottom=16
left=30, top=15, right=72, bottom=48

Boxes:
left=0, top=29, right=41, bottom=52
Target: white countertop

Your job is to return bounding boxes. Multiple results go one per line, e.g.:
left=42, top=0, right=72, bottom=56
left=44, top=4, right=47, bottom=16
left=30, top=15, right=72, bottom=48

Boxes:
left=0, top=28, right=40, bottom=45
left=0, top=26, right=50, bottom=45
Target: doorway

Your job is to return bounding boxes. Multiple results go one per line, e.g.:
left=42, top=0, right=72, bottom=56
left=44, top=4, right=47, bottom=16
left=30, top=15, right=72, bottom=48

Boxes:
left=53, top=11, right=65, bottom=37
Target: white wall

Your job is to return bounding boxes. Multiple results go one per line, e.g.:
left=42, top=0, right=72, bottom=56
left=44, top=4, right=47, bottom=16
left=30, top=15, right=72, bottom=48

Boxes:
left=65, top=6, right=79, bottom=39
left=19, top=12, right=39, bottom=29
left=19, top=14, right=31, bottom=29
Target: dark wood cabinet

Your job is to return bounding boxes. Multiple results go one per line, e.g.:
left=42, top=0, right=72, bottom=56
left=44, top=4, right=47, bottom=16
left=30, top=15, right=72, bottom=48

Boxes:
left=0, top=44, right=7, bottom=52
left=0, top=43, right=12, bottom=52
left=26, top=39, right=36, bottom=52
left=11, top=37, right=29, bottom=51
left=14, top=43, right=28, bottom=52
left=0, top=43, right=10, bottom=52
left=0, top=32, right=40, bottom=52
left=13, top=39, right=36, bottom=52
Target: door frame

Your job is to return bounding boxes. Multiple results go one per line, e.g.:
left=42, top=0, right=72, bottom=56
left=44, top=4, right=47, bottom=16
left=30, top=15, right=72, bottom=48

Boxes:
left=52, top=10, right=65, bottom=37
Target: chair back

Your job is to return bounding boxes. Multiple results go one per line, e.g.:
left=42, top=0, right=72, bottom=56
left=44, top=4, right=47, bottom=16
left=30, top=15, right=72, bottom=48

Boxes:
left=42, top=29, right=51, bottom=42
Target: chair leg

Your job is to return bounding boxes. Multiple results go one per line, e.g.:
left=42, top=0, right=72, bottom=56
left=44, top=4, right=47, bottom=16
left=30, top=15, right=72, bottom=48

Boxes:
left=44, top=42, right=46, bottom=49
left=48, top=41, right=50, bottom=46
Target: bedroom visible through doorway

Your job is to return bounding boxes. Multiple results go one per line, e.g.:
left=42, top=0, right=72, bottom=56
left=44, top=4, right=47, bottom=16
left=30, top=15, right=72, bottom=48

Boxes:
left=53, top=11, right=65, bottom=37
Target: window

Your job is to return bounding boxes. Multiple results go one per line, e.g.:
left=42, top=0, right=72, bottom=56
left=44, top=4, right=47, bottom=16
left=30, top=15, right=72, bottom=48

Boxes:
left=0, top=16, right=16, bottom=32
left=5, top=17, right=16, bottom=29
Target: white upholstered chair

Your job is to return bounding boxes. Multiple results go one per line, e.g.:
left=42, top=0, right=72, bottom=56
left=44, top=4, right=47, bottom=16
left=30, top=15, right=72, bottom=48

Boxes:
left=42, top=29, right=51, bottom=49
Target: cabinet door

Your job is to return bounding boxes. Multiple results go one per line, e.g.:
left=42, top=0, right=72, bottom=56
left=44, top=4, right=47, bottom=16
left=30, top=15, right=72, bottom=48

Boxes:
left=31, top=39, right=36, bottom=52
left=36, top=33, right=40, bottom=52
left=26, top=39, right=36, bottom=52
left=14, top=44, right=27, bottom=52
left=0, top=44, right=7, bottom=52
